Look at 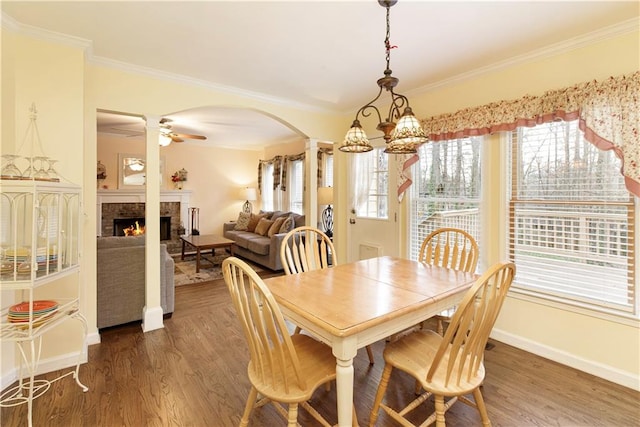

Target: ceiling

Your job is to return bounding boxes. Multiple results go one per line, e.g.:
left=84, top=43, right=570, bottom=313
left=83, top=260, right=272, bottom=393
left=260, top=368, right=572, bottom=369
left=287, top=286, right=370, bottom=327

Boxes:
left=3, top=1, right=638, bottom=147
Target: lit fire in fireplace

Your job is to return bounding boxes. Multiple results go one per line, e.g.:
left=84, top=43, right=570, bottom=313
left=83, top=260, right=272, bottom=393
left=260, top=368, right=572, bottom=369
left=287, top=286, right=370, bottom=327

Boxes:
left=123, top=221, right=145, bottom=236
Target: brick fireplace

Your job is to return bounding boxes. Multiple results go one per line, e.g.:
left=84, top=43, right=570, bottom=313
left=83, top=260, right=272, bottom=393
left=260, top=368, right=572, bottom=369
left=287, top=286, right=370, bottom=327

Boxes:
left=97, top=190, right=192, bottom=253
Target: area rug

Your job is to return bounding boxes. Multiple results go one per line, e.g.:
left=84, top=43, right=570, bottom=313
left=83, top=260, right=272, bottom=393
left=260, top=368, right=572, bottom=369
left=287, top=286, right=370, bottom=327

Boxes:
left=172, top=253, right=267, bottom=286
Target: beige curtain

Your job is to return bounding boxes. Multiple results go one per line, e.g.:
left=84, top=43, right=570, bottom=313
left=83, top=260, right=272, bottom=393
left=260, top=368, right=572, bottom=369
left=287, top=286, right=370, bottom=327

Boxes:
left=280, top=153, right=305, bottom=191
left=317, top=148, right=333, bottom=186
left=420, top=71, right=640, bottom=197
left=257, top=155, right=282, bottom=193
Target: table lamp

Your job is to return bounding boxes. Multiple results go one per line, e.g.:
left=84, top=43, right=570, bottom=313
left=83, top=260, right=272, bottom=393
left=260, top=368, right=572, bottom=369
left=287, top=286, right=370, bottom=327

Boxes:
left=318, top=186, right=334, bottom=238
left=243, top=187, right=257, bottom=213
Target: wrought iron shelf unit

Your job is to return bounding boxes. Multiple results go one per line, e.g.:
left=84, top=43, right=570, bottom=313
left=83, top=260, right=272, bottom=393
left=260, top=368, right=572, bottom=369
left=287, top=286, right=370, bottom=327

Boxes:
left=0, top=179, right=88, bottom=427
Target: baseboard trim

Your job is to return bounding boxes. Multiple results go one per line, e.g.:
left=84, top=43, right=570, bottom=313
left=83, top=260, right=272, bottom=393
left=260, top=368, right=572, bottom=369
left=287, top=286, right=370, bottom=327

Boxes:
left=491, top=328, right=640, bottom=391
left=0, top=349, right=88, bottom=392
left=142, top=305, right=164, bottom=332
left=87, top=331, right=101, bottom=346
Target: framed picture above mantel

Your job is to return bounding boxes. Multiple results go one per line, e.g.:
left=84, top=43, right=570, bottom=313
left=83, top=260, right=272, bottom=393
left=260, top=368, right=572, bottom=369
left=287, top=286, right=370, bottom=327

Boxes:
left=118, top=153, right=165, bottom=189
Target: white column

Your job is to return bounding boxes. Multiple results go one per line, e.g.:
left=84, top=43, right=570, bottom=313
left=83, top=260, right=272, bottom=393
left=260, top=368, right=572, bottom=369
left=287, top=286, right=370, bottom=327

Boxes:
left=142, top=115, right=164, bottom=332
left=305, top=139, right=319, bottom=228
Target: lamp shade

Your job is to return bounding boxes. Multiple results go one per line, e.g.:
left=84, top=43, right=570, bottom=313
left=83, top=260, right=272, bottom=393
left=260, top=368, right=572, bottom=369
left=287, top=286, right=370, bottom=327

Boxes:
left=386, top=107, right=428, bottom=154
left=339, top=120, right=373, bottom=153
left=244, top=187, right=257, bottom=201
left=318, top=187, right=334, bottom=205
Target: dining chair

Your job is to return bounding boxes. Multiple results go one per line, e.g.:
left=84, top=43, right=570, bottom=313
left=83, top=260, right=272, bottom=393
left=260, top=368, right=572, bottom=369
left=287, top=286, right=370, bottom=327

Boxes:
left=368, top=261, right=515, bottom=427
left=419, top=227, right=479, bottom=335
left=280, top=226, right=375, bottom=364
left=222, top=256, right=344, bottom=427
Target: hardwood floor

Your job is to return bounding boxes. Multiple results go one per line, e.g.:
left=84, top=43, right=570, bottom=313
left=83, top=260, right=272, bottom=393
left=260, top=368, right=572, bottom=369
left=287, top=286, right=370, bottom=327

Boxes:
left=2, top=279, right=639, bottom=426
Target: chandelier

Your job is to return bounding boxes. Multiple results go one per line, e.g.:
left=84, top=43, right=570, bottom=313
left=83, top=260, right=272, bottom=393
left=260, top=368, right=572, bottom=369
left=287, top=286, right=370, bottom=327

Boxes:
left=339, top=0, right=427, bottom=154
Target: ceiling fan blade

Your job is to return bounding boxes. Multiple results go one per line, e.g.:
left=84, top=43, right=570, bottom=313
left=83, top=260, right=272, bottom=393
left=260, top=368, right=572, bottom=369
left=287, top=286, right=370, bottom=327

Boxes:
left=175, top=133, right=207, bottom=140
left=171, top=135, right=184, bottom=143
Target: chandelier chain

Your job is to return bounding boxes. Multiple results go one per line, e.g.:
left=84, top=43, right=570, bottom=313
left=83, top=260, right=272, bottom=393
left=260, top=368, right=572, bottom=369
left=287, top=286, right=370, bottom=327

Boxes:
left=385, top=4, right=391, bottom=70
left=339, top=0, right=427, bottom=154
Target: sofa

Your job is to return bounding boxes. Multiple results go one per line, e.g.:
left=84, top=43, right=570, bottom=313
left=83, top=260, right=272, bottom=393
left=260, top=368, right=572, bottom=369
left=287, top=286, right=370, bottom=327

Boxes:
left=223, top=210, right=305, bottom=271
left=97, top=235, right=175, bottom=329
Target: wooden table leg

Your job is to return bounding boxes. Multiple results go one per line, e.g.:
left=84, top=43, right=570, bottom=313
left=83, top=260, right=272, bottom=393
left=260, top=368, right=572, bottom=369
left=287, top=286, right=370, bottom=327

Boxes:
left=334, top=338, right=358, bottom=427
left=195, top=248, right=201, bottom=273
left=181, top=239, right=186, bottom=261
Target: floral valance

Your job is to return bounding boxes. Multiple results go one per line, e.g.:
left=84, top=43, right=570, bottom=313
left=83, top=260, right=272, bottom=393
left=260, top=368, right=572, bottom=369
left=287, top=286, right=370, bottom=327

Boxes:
left=420, top=71, right=640, bottom=197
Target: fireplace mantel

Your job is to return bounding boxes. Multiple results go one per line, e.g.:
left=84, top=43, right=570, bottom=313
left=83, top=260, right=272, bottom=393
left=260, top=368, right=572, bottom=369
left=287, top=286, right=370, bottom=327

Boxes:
left=96, top=189, right=192, bottom=236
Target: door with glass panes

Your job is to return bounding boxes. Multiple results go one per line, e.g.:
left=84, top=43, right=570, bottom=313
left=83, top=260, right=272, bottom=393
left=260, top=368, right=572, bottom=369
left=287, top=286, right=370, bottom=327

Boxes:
left=346, top=146, right=400, bottom=262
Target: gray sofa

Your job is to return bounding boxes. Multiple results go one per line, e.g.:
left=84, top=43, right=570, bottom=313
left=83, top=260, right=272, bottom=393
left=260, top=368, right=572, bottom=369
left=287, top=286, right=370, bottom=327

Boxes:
left=223, top=211, right=305, bottom=271
left=97, top=235, right=175, bottom=329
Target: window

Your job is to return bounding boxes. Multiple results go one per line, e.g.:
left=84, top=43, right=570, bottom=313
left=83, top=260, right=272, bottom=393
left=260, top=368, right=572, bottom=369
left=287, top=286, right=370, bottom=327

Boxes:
left=323, top=153, right=333, bottom=187
left=288, top=159, right=304, bottom=214
left=261, top=162, right=274, bottom=212
left=508, top=120, right=636, bottom=315
left=355, top=148, right=388, bottom=219
left=409, top=137, right=482, bottom=261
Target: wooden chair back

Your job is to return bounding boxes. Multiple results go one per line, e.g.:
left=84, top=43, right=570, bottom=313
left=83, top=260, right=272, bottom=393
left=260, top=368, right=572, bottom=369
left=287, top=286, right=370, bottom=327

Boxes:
left=222, top=256, right=306, bottom=394
left=419, top=227, right=479, bottom=273
left=427, top=261, right=515, bottom=386
left=280, top=226, right=337, bottom=275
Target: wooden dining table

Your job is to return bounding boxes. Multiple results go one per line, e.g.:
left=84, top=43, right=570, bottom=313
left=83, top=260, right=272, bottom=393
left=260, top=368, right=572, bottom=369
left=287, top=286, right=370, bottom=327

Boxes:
left=262, top=255, right=477, bottom=427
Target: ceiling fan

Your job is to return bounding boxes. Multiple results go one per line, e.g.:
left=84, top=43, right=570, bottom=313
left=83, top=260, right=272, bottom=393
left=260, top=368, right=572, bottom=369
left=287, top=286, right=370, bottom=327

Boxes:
left=159, top=118, right=207, bottom=145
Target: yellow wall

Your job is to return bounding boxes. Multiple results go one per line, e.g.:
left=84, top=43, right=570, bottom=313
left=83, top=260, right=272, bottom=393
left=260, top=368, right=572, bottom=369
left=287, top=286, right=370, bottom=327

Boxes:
left=395, top=29, right=640, bottom=388
left=97, top=134, right=263, bottom=233
left=2, top=21, right=638, bottom=390
left=1, top=31, right=86, bottom=380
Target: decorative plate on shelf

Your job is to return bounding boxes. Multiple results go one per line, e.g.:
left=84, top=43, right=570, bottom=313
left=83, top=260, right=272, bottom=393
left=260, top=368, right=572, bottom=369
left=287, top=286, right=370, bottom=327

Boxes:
left=9, top=300, right=58, bottom=315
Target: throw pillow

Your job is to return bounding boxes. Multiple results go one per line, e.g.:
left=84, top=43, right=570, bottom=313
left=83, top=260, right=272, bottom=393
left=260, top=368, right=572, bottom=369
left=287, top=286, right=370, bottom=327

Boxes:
left=247, top=213, right=266, bottom=232
left=270, top=211, right=287, bottom=221
left=254, top=218, right=274, bottom=236
left=279, top=215, right=294, bottom=234
left=234, top=212, right=251, bottom=231
left=268, top=217, right=286, bottom=237
left=294, top=214, right=306, bottom=228
left=259, top=210, right=274, bottom=219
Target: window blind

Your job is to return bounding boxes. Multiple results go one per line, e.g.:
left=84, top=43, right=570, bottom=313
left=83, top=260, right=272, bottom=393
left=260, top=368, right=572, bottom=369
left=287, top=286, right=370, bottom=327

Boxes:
left=509, top=121, right=636, bottom=314
left=409, top=137, right=482, bottom=262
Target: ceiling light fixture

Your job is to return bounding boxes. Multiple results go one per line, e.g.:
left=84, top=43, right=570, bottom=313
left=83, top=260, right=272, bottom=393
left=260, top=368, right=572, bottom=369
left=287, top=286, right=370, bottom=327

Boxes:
left=340, top=0, right=427, bottom=154
left=159, top=133, right=172, bottom=147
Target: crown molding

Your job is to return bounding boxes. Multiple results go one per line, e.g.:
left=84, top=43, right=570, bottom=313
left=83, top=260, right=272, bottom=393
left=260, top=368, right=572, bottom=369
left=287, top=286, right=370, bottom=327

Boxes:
left=1, top=12, right=92, bottom=52
left=408, top=18, right=640, bottom=97
left=1, top=10, right=330, bottom=114
left=4, top=11, right=637, bottom=115
left=88, top=55, right=329, bottom=114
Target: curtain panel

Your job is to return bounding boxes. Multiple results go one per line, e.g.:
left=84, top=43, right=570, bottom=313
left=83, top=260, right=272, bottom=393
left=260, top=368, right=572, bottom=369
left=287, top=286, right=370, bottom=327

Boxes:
left=257, top=155, right=283, bottom=193
left=420, top=71, right=640, bottom=197
left=281, top=153, right=305, bottom=191
left=317, top=148, right=333, bottom=185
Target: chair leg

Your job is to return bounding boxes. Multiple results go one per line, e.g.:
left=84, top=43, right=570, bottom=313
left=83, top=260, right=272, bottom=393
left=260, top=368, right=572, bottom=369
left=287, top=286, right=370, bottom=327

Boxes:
left=434, top=395, right=446, bottom=427
left=240, top=386, right=258, bottom=427
left=294, top=326, right=302, bottom=334
left=436, top=318, right=444, bottom=336
left=287, top=402, right=299, bottom=426
left=366, top=345, right=375, bottom=364
left=472, top=387, right=492, bottom=427
left=369, top=364, right=393, bottom=427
